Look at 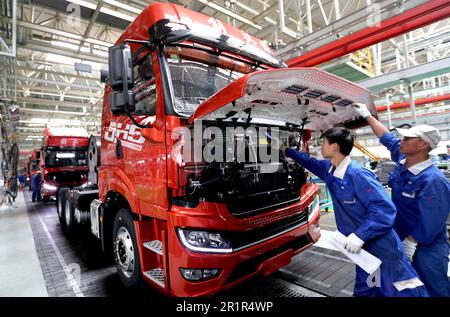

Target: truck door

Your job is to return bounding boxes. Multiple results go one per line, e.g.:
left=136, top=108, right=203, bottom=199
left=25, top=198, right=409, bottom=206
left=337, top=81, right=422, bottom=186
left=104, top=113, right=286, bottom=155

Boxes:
left=103, top=50, right=169, bottom=217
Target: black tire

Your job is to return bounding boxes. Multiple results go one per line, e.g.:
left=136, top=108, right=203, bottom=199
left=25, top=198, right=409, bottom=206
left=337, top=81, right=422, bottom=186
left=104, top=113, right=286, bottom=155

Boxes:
left=62, top=190, right=76, bottom=235
left=57, top=188, right=69, bottom=227
left=42, top=195, right=50, bottom=202
left=112, top=208, right=143, bottom=288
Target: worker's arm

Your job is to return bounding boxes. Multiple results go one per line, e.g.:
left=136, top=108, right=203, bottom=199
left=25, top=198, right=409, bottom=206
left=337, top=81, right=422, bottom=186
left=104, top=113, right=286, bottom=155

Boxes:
left=285, top=148, right=330, bottom=181
left=366, top=116, right=389, bottom=139
left=411, top=178, right=450, bottom=245
left=353, top=103, right=403, bottom=163
left=353, top=103, right=389, bottom=138
left=352, top=169, right=396, bottom=242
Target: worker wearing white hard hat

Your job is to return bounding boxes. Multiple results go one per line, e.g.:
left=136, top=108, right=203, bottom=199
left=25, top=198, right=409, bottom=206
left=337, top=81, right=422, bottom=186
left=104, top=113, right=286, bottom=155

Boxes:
left=353, top=103, right=450, bottom=297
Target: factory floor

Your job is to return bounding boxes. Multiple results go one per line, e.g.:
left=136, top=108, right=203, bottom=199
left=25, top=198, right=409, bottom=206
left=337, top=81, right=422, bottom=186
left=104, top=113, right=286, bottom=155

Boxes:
left=0, top=190, right=447, bottom=298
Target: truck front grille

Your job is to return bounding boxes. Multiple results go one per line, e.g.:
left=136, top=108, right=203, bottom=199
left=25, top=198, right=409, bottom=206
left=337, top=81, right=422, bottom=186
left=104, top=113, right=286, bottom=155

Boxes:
left=227, top=209, right=308, bottom=251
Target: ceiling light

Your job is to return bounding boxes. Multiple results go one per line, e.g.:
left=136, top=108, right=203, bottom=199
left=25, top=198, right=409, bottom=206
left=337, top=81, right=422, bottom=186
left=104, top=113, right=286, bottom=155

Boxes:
left=103, top=0, right=142, bottom=14
left=65, top=0, right=136, bottom=22
left=65, top=0, right=96, bottom=10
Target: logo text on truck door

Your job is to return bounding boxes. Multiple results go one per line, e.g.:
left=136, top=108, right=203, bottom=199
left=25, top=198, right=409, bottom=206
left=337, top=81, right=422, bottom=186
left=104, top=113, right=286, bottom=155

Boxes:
left=104, top=121, right=145, bottom=151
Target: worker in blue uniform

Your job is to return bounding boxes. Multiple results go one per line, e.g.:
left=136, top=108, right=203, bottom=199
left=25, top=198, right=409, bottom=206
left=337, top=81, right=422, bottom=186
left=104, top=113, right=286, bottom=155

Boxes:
left=31, top=171, right=41, bottom=202
left=354, top=103, right=450, bottom=297
left=445, top=144, right=450, bottom=161
left=268, top=127, right=427, bottom=297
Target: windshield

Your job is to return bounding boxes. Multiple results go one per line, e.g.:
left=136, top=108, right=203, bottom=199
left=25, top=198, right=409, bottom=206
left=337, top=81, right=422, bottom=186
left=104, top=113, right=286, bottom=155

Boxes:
left=31, top=160, right=39, bottom=171
left=167, top=45, right=264, bottom=116
left=44, top=149, right=87, bottom=167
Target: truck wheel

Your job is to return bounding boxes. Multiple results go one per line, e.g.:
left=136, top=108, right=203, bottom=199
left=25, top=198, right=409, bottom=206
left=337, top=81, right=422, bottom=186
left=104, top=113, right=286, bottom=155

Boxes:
left=57, top=188, right=69, bottom=226
left=113, top=208, right=143, bottom=288
left=63, top=190, right=76, bottom=234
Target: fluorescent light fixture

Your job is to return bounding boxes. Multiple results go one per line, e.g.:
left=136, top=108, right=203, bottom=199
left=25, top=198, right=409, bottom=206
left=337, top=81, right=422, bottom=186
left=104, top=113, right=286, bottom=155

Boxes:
left=92, top=49, right=108, bottom=57
left=50, top=40, right=90, bottom=53
left=65, top=0, right=136, bottom=22
left=85, top=38, right=113, bottom=47
left=100, top=7, right=135, bottom=21
left=27, top=91, right=92, bottom=101
left=103, top=0, right=142, bottom=14
left=30, top=117, right=49, bottom=123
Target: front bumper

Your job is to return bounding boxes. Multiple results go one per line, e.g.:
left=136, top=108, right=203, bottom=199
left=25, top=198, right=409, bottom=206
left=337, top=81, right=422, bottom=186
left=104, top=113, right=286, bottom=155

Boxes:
left=41, top=180, right=88, bottom=197
left=166, top=199, right=320, bottom=297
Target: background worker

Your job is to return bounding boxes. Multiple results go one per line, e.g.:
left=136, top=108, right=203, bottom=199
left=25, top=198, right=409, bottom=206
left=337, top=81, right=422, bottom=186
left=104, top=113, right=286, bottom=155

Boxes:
left=445, top=144, right=450, bottom=161
left=269, top=126, right=427, bottom=297
left=18, top=170, right=26, bottom=189
left=31, top=170, right=41, bottom=202
left=354, top=103, right=450, bottom=297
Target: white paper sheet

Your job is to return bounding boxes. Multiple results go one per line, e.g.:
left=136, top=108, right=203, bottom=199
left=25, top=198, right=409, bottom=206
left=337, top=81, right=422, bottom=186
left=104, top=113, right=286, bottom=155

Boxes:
left=328, top=231, right=382, bottom=275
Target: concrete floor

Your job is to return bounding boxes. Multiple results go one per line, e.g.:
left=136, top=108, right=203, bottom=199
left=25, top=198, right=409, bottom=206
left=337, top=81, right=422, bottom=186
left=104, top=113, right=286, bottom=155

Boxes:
left=0, top=191, right=47, bottom=296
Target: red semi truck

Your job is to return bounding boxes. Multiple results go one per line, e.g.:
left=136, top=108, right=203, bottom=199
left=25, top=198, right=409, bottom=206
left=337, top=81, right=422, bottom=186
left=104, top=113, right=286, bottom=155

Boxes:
left=57, top=2, right=376, bottom=296
left=40, top=127, right=89, bottom=201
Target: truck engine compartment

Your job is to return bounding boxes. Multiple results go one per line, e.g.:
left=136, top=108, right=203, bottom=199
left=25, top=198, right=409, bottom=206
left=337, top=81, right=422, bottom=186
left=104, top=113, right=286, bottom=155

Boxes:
left=173, top=123, right=308, bottom=218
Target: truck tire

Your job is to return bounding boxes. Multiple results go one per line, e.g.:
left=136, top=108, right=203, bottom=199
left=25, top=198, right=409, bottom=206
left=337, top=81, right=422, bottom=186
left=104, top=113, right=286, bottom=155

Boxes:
left=113, top=208, right=143, bottom=288
left=57, top=188, right=69, bottom=226
left=62, top=190, right=76, bottom=235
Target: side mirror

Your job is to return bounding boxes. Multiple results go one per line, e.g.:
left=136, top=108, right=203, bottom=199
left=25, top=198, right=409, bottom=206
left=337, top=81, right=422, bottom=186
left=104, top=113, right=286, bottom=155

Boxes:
left=100, top=69, right=109, bottom=83
left=110, top=91, right=135, bottom=115
left=108, top=44, right=135, bottom=115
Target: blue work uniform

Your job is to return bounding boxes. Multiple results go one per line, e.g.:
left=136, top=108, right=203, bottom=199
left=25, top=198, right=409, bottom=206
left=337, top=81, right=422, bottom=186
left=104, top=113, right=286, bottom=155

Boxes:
left=31, top=173, right=41, bottom=202
left=286, top=148, right=428, bottom=297
left=380, top=132, right=450, bottom=297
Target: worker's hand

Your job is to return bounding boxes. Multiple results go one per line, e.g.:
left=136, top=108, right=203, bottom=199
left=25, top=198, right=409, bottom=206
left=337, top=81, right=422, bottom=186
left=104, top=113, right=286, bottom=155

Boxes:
left=402, top=238, right=417, bottom=262
left=352, top=103, right=372, bottom=119
left=266, top=132, right=288, bottom=153
left=344, top=233, right=364, bottom=254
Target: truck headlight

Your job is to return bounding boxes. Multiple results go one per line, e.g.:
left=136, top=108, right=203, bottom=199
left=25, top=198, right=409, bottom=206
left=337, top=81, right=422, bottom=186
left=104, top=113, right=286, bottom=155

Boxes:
left=43, top=183, right=57, bottom=191
left=177, top=229, right=233, bottom=253
left=308, top=196, right=320, bottom=221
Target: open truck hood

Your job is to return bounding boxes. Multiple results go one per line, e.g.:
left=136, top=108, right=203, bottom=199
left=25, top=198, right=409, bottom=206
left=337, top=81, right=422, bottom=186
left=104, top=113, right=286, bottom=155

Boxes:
left=188, top=68, right=375, bottom=131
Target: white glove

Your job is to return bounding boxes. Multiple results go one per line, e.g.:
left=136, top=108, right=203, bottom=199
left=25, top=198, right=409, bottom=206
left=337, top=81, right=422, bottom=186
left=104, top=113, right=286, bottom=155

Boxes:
left=353, top=103, right=372, bottom=119
left=266, top=134, right=288, bottom=153
left=402, top=238, right=417, bottom=262
left=344, top=233, right=365, bottom=254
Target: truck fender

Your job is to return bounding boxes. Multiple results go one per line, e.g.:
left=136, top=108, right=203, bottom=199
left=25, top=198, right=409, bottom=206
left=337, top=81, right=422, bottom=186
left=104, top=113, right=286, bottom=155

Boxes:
left=100, top=166, right=140, bottom=215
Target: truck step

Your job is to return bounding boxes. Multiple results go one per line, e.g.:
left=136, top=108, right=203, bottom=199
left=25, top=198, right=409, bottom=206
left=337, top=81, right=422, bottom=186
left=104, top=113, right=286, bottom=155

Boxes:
left=143, top=240, right=163, bottom=255
left=143, top=268, right=165, bottom=288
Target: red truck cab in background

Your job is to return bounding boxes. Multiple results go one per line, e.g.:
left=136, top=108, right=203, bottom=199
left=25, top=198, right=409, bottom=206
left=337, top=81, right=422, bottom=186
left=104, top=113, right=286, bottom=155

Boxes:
left=57, top=2, right=376, bottom=297
left=40, top=127, right=89, bottom=201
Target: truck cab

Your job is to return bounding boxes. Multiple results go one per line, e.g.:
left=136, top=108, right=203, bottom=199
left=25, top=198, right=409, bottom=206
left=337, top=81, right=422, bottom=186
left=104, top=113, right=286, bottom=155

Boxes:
left=40, top=127, right=89, bottom=201
left=59, top=2, right=376, bottom=297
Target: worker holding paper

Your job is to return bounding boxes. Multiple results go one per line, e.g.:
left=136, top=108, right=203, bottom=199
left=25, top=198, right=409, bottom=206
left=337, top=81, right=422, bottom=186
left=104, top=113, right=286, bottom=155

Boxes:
left=268, top=126, right=427, bottom=297
left=354, top=103, right=450, bottom=297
